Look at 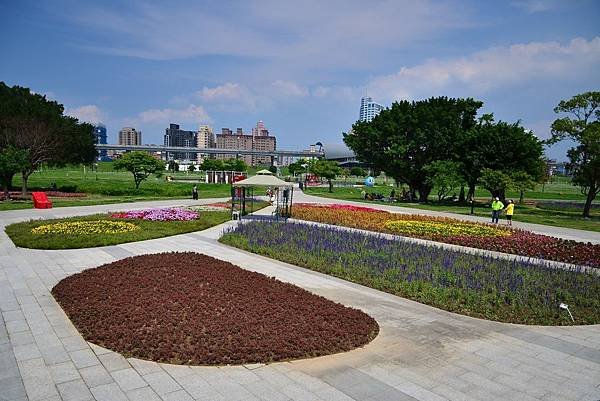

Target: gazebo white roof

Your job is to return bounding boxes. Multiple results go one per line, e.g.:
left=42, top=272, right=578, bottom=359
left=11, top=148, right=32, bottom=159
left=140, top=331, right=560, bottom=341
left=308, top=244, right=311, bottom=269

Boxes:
left=232, top=174, right=292, bottom=187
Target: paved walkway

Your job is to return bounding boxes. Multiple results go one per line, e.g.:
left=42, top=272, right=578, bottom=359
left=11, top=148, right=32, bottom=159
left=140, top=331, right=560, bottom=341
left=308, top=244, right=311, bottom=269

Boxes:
left=1, top=199, right=599, bottom=401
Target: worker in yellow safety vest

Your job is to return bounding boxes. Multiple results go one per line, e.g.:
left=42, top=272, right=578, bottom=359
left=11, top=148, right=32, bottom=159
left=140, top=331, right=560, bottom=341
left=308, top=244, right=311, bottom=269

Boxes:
left=491, top=197, right=504, bottom=224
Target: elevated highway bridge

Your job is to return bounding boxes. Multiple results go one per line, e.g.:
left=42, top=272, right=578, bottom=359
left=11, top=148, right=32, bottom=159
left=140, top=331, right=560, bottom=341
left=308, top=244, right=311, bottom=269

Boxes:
left=96, top=144, right=325, bottom=159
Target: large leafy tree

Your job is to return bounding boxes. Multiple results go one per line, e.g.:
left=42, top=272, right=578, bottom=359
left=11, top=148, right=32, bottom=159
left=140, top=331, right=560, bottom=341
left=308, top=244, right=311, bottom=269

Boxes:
left=113, top=151, right=166, bottom=190
left=200, top=158, right=224, bottom=171
left=0, top=146, right=29, bottom=200
left=548, top=91, right=600, bottom=218
left=345, top=97, right=482, bottom=202
left=0, top=82, right=96, bottom=194
left=223, top=158, right=247, bottom=172
left=459, top=114, right=545, bottom=200
left=424, top=160, right=464, bottom=201
left=310, top=159, right=341, bottom=193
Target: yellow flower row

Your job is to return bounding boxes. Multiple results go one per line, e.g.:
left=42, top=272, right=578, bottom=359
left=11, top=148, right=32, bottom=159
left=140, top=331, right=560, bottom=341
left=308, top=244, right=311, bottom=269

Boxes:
left=384, top=220, right=511, bottom=237
left=31, top=220, right=140, bottom=235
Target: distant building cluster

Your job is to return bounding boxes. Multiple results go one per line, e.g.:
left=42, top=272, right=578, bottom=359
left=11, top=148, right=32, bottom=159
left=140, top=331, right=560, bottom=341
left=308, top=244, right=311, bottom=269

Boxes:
left=359, top=96, right=384, bottom=122
left=92, top=120, right=277, bottom=167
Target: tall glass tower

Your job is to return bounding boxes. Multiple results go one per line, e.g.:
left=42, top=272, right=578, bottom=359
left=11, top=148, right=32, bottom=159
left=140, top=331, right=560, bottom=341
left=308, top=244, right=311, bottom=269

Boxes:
left=359, top=97, right=384, bottom=122
left=93, top=124, right=108, bottom=160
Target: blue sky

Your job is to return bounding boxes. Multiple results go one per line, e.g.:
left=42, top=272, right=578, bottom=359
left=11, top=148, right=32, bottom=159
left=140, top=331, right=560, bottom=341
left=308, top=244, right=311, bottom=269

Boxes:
left=1, top=0, right=599, bottom=161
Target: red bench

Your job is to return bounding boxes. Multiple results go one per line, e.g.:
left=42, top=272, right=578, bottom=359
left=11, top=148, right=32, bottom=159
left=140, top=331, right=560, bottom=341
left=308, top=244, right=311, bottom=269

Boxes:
left=31, top=192, right=52, bottom=209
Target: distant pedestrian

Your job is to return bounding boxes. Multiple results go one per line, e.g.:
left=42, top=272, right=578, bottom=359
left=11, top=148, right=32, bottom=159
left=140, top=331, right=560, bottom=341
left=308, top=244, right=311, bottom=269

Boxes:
left=192, top=185, right=198, bottom=200
left=504, top=199, right=515, bottom=226
left=491, top=197, right=504, bottom=224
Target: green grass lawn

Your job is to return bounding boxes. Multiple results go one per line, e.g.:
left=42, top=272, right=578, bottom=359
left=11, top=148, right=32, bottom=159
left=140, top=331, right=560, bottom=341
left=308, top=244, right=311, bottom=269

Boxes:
left=304, top=186, right=600, bottom=232
left=1, top=163, right=233, bottom=211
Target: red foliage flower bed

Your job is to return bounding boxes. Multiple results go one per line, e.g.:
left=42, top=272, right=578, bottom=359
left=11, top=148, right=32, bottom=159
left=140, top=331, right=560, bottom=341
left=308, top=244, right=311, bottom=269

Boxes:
left=52, top=252, right=379, bottom=365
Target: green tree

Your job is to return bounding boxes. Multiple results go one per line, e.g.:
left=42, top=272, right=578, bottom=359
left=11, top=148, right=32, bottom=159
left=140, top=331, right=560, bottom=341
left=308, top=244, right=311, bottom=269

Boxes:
left=168, top=160, right=179, bottom=173
left=459, top=114, right=545, bottom=200
left=478, top=168, right=513, bottom=200
left=113, top=152, right=166, bottom=190
left=511, top=171, right=536, bottom=204
left=187, top=164, right=196, bottom=173
left=0, top=146, right=29, bottom=200
left=349, top=167, right=366, bottom=177
left=288, top=160, right=307, bottom=176
left=345, top=97, right=482, bottom=201
left=200, top=158, right=224, bottom=171
left=548, top=91, right=600, bottom=217
left=424, top=161, right=464, bottom=202
left=223, top=158, right=247, bottom=172
left=0, top=82, right=96, bottom=194
left=310, top=160, right=341, bottom=193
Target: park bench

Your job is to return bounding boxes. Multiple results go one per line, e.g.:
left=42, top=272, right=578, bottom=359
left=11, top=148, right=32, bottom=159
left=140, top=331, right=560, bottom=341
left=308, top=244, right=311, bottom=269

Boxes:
left=31, top=192, right=53, bottom=209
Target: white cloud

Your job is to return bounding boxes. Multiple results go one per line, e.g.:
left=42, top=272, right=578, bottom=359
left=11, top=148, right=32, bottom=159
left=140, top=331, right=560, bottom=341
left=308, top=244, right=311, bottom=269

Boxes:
left=511, top=0, right=559, bottom=13
left=62, top=0, right=469, bottom=70
left=269, top=80, right=308, bottom=98
left=65, top=105, right=105, bottom=124
left=131, top=104, right=211, bottom=125
left=368, top=37, right=600, bottom=102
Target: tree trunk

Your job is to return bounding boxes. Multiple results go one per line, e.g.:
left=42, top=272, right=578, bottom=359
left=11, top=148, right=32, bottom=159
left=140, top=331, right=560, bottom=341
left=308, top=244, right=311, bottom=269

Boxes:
left=21, top=170, right=32, bottom=196
left=582, top=186, right=597, bottom=218
left=458, top=186, right=465, bottom=203
left=418, top=185, right=432, bottom=203
left=467, top=183, right=476, bottom=201
left=519, top=189, right=524, bottom=204
left=328, top=179, right=333, bottom=193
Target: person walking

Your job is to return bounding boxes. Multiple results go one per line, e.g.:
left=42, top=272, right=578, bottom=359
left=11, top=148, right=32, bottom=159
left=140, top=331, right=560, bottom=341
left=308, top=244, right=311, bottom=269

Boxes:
left=491, top=197, right=504, bottom=224
left=504, top=199, right=515, bottom=226
left=192, top=185, right=198, bottom=200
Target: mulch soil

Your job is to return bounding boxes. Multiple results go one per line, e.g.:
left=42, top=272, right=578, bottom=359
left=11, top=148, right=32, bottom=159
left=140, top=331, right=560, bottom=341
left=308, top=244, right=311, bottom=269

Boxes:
left=52, top=252, right=379, bottom=365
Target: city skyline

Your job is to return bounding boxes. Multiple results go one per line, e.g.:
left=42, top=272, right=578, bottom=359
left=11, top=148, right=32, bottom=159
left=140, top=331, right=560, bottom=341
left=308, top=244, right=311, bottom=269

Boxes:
left=1, top=1, right=600, bottom=161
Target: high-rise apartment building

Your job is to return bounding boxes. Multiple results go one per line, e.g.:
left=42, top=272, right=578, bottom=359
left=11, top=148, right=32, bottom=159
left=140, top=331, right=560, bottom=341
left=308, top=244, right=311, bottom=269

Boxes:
left=216, top=128, right=253, bottom=166
left=359, top=96, right=384, bottom=122
left=93, top=124, right=108, bottom=160
left=216, top=121, right=277, bottom=167
left=251, top=120, right=268, bottom=137
left=118, top=127, right=142, bottom=146
left=164, top=123, right=197, bottom=161
left=196, top=125, right=215, bottom=163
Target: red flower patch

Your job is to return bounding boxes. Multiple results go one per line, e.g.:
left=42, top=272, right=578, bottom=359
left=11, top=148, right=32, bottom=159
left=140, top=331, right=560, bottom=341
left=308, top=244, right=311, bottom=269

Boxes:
left=52, top=252, right=379, bottom=365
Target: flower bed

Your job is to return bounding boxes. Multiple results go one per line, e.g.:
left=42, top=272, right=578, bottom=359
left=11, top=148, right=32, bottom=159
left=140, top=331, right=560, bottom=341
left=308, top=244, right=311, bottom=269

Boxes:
left=220, top=222, right=600, bottom=325
left=292, top=204, right=600, bottom=268
left=31, top=220, right=139, bottom=235
left=110, top=207, right=199, bottom=221
left=52, top=252, right=379, bottom=365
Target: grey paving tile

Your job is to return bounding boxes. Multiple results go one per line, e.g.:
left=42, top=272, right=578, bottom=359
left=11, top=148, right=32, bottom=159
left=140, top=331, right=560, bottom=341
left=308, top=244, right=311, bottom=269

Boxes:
left=98, top=351, right=131, bottom=372
left=111, top=367, right=148, bottom=391
left=143, top=370, right=182, bottom=395
left=129, top=357, right=163, bottom=375
left=126, top=386, right=162, bottom=401
left=79, top=364, right=114, bottom=388
left=0, top=376, right=27, bottom=401
left=56, top=378, right=94, bottom=401
left=48, top=361, right=81, bottom=384
left=160, top=389, right=194, bottom=401
left=18, top=357, right=60, bottom=401
left=69, top=348, right=99, bottom=369
left=89, top=382, right=129, bottom=401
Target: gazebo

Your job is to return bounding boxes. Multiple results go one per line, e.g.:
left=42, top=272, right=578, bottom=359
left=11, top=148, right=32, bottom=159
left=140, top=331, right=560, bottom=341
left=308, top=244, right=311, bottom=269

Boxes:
left=231, top=170, right=294, bottom=220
